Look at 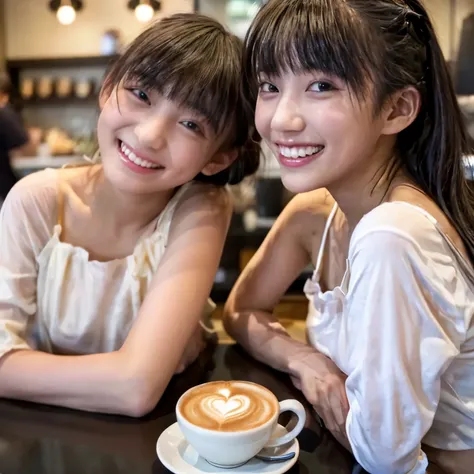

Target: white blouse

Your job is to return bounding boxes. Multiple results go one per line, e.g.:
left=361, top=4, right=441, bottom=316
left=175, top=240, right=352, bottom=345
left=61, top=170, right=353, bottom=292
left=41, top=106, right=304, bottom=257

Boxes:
left=0, top=168, right=214, bottom=360
left=305, top=202, right=474, bottom=474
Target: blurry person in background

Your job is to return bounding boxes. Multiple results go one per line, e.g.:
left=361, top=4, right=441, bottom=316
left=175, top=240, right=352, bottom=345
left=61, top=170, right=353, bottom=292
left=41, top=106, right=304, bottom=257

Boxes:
left=0, top=72, right=29, bottom=202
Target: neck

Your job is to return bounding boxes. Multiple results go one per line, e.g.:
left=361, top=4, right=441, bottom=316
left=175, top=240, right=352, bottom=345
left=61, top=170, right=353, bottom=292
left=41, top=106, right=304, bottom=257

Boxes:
left=328, top=141, right=405, bottom=234
left=91, top=167, right=176, bottom=233
left=329, top=175, right=389, bottom=234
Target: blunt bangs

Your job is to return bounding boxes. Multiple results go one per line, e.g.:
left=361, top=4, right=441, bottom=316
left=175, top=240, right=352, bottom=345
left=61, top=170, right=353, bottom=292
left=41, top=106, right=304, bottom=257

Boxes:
left=105, top=14, right=241, bottom=135
left=246, top=0, right=379, bottom=97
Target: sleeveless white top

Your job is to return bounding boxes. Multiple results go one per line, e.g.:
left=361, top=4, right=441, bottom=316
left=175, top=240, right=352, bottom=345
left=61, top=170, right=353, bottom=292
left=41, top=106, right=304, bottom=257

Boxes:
left=0, top=169, right=214, bottom=358
left=304, top=202, right=474, bottom=474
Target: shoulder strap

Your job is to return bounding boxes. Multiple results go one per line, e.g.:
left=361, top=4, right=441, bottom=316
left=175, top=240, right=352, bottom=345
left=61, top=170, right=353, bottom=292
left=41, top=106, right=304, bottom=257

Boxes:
left=313, top=203, right=339, bottom=278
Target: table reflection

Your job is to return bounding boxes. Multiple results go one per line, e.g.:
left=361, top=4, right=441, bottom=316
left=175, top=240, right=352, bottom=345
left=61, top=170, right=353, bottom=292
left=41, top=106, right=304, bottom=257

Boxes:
left=0, top=345, right=358, bottom=474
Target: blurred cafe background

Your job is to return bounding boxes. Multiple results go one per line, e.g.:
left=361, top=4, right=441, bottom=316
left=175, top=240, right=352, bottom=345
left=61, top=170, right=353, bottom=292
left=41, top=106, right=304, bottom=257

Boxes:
left=0, top=0, right=472, bottom=331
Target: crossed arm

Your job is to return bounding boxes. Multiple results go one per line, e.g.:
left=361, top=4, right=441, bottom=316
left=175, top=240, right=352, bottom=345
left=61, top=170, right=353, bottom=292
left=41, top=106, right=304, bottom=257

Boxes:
left=0, top=183, right=232, bottom=417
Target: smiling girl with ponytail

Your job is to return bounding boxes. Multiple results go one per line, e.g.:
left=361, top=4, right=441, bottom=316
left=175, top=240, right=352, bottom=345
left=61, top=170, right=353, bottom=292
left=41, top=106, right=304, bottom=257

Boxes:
left=225, top=1, right=474, bottom=472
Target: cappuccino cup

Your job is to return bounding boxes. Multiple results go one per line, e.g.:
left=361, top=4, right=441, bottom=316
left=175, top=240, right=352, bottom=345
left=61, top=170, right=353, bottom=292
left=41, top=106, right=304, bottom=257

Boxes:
left=176, top=380, right=306, bottom=468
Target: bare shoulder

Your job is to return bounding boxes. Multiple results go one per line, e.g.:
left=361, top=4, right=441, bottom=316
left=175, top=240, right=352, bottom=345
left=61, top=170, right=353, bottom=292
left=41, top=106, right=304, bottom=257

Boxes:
left=171, top=183, right=232, bottom=235
left=286, top=188, right=335, bottom=219
left=278, top=188, right=336, bottom=240
left=176, top=182, right=232, bottom=216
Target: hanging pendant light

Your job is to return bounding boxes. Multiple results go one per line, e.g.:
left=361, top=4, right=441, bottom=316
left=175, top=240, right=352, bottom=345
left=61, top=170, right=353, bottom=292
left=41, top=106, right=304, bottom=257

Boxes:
left=127, top=0, right=161, bottom=23
left=49, top=0, right=83, bottom=26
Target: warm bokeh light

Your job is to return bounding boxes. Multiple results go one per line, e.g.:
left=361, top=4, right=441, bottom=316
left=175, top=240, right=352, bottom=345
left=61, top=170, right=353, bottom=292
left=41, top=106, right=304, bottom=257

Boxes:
left=56, top=5, right=76, bottom=25
left=135, top=3, right=154, bottom=23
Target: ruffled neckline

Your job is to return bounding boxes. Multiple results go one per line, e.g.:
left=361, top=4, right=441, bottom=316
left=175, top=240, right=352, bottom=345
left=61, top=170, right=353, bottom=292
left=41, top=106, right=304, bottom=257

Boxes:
left=36, top=182, right=192, bottom=276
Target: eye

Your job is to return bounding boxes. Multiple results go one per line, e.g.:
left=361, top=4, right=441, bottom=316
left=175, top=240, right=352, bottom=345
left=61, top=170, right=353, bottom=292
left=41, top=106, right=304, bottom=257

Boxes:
left=181, top=120, right=202, bottom=134
left=129, top=88, right=151, bottom=105
left=259, top=82, right=279, bottom=93
left=308, top=81, right=334, bottom=93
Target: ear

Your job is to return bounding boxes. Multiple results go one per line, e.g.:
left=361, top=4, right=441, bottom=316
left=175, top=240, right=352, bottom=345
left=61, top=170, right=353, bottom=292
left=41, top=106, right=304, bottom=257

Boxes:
left=201, top=149, right=239, bottom=177
left=381, top=86, right=421, bottom=136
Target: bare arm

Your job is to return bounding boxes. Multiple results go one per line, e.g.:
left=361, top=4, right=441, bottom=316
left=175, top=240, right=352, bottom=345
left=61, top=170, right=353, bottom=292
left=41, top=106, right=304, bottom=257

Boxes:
left=224, top=192, right=351, bottom=441
left=224, top=191, right=330, bottom=373
left=0, top=184, right=232, bottom=417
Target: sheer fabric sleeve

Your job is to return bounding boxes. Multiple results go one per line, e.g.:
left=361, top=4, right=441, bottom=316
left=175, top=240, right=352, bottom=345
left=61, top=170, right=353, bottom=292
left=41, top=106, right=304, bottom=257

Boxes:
left=344, top=206, right=464, bottom=474
left=0, top=170, right=57, bottom=359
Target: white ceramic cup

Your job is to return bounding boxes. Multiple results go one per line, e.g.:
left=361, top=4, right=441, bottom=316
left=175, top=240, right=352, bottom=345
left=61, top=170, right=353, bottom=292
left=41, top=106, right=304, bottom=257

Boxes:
left=176, top=381, right=306, bottom=468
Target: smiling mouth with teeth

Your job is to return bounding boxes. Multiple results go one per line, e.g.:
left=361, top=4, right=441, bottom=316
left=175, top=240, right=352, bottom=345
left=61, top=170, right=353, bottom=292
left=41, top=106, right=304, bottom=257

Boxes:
left=278, top=145, right=325, bottom=159
left=119, top=140, right=162, bottom=170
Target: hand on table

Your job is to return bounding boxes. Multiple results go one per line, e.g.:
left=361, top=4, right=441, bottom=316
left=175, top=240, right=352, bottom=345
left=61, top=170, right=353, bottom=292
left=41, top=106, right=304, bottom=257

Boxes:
left=289, top=351, right=349, bottom=441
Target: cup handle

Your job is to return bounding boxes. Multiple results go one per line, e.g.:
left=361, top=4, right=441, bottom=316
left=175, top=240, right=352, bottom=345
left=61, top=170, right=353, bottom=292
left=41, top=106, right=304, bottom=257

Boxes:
left=265, top=399, right=306, bottom=448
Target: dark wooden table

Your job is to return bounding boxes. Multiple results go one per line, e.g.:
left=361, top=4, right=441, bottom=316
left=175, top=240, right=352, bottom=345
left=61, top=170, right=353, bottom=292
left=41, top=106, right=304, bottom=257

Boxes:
left=0, top=344, right=359, bottom=474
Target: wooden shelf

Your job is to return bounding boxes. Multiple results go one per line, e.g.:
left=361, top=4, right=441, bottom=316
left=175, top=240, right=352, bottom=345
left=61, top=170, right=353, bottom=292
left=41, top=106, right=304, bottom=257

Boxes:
left=6, top=55, right=119, bottom=70
left=20, top=96, right=99, bottom=106
left=6, top=55, right=118, bottom=112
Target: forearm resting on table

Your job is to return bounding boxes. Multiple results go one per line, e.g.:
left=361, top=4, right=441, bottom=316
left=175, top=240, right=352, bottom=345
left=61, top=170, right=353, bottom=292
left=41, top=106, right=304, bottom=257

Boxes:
left=224, top=308, right=318, bottom=375
left=0, top=349, right=164, bottom=417
left=225, top=308, right=354, bottom=450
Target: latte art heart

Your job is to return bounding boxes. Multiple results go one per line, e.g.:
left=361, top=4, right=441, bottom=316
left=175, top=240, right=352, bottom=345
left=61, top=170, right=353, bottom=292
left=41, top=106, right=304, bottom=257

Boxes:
left=179, top=381, right=279, bottom=432
left=206, top=394, right=251, bottom=421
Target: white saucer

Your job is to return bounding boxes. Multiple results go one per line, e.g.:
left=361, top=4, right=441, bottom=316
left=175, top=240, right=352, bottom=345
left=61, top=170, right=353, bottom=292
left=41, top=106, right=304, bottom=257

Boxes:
left=156, top=422, right=299, bottom=474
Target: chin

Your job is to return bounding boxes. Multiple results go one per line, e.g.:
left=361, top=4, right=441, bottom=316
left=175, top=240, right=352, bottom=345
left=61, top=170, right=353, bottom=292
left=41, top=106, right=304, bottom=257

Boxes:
left=280, top=172, right=324, bottom=194
left=102, top=161, right=156, bottom=195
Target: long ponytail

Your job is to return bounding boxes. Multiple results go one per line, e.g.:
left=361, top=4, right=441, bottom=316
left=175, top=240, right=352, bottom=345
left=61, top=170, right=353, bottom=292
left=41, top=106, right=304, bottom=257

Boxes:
left=397, top=0, right=474, bottom=264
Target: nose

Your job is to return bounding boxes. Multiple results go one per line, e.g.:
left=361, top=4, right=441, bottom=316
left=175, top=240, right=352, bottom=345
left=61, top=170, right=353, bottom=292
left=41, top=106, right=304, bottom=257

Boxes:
left=271, top=95, right=305, bottom=133
left=134, top=116, right=167, bottom=150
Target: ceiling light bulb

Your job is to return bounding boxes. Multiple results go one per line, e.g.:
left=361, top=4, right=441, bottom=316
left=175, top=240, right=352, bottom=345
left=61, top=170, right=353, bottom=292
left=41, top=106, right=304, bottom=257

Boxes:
left=135, top=3, right=155, bottom=23
left=57, top=5, right=76, bottom=25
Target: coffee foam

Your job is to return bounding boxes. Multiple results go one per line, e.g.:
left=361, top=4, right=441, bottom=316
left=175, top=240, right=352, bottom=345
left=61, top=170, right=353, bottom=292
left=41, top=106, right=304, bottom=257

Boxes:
left=179, top=381, right=278, bottom=432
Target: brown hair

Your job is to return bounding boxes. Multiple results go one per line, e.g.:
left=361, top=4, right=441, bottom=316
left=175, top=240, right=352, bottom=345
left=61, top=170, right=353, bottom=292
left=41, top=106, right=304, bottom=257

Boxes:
left=104, top=13, right=260, bottom=185
left=245, top=0, right=474, bottom=264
